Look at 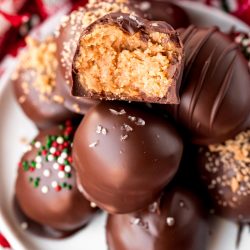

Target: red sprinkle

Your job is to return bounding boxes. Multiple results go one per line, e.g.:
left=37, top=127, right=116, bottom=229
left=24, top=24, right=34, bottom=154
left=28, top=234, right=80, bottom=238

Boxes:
left=52, top=142, right=58, bottom=147
left=55, top=185, right=62, bottom=192
left=54, top=151, right=60, bottom=157
left=66, top=120, right=72, bottom=126
left=29, top=167, right=35, bottom=172
left=42, top=150, right=47, bottom=156
left=68, top=156, right=73, bottom=163
left=59, top=165, right=65, bottom=171
left=63, top=142, right=69, bottom=147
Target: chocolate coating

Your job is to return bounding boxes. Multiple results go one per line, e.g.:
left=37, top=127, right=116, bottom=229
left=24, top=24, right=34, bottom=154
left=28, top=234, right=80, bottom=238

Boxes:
left=132, top=0, right=190, bottom=29
left=106, top=187, right=208, bottom=250
left=12, top=37, right=75, bottom=130
left=73, top=101, right=183, bottom=213
left=15, top=121, right=97, bottom=234
left=197, top=129, right=250, bottom=222
left=55, top=0, right=137, bottom=113
left=164, top=26, right=250, bottom=144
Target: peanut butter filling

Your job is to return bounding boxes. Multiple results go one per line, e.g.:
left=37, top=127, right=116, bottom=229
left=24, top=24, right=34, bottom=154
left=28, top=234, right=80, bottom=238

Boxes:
left=74, top=24, right=181, bottom=99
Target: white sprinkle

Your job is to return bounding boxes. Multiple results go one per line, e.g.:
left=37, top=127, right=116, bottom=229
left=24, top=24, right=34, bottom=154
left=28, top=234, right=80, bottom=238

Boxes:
left=34, top=141, right=41, bottom=148
left=89, top=141, right=99, bottom=148
left=90, top=202, right=97, bottom=208
left=51, top=181, right=58, bottom=188
left=128, top=116, right=136, bottom=122
left=120, top=134, right=128, bottom=141
left=36, top=163, right=42, bottom=169
left=117, top=16, right=124, bottom=21
left=49, top=147, right=56, bottom=154
left=131, top=218, right=141, bottom=225
left=21, top=222, right=28, bottom=230
left=47, top=154, right=54, bottom=162
left=242, top=38, right=250, bottom=46
left=139, top=1, right=151, bottom=11
left=61, top=152, right=68, bottom=159
left=43, top=169, right=51, bottom=177
left=121, top=124, right=133, bottom=132
left=102, top=128, right=108, bottom=135
left=53, top=163, right=59, bottom=170
left=58, top=171, right=65, bottom=179
left=148, top=202, right=158, bottom=213
left=151, top=23, right=158, bottom=27
left=35, top=156, right=42, bottom=163
left=41, top=186, right=49, bottom=194
left=64, top=165, right=71, bottom=173
left=96, top=125, right=102, bottom=134
left=235, top=35, right=243, bottom=44
left=96, top=125, right=108, bottom=135
left=56, top=136, right=64, bottom=144
left=109, top=108, right=126, bottom=115
left=57, top=157, right=64, bottom=164
left=135, top=118, right=145, bottom=126
left=166, top=217, right=175, bottom=226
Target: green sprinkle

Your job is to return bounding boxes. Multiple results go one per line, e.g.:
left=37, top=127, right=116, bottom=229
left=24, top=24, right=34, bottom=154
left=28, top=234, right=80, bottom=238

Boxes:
left=31, top=161, right=36, bottom=167
left=66, top=173, right=72, bottom=178
left=67, top=185, right=72, bottom=190
left=29, top=177, right=33, bottom=182
left=34, top=178, right=40, bottom=188
left=38, top=150, right=42, bottom=156
left=64, top=135, right=70, bottom=140
left=51, top=135, right=56, bottom=141
left=62, top=182, right=67, bottom=188
left=22, top=161, right=29, bottom=171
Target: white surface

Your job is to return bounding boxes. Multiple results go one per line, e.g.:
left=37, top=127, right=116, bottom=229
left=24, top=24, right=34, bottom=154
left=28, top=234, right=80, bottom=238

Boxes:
left=0, top=2, right=250, bottom=250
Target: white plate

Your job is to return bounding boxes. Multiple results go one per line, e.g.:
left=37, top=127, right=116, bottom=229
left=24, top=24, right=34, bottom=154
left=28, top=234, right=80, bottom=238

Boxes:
left=0, top=2, right=249, bottom=250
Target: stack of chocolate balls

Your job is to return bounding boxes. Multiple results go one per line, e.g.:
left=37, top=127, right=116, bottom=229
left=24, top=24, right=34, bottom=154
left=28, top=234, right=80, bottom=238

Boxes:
left=11, top=0, right=250, bottom=248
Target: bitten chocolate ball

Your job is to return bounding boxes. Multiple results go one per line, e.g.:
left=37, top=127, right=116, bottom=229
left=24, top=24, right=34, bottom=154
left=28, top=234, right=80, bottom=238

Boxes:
left=106, top=187, right=208, bottom=250
left=133, top=0, right=190, bottom=29
left=55, top=0, right=136, bottom=114
left=15, top=121, right=97, bottom=236
left=12, top=37, right=75, bottom=129
left=164, top=26, right=250, bottom=144
left=72, top=12, right=184, bottom=104
left=73, top=102, right=183, bottom=213
left=197, top=129, right=250, bottom=222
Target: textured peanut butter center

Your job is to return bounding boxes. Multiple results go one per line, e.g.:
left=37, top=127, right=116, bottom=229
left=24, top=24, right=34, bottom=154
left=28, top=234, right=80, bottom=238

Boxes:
left=74, top=24, right=180, bottom=99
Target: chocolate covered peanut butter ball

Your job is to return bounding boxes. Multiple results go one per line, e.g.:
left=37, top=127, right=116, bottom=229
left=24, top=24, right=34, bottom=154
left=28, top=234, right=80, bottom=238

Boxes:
left=72, top=13, right=183, bottom=104
left=15, top=121, right=97, bottom=236
left=73, top=101, right=183, bottom=213
left=106, top=187, right=208, bottom=250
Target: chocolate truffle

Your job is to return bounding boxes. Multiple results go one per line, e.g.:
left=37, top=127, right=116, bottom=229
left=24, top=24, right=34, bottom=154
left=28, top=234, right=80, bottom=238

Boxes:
left=15, top=120, right=97, bottom=235
left=73, top=101, right=183, bottom=213
left=165, top=26, right=250, bottom=144
left=12, top=37, right=75, bottom=129
left=106, top=187, right=208, bottom=250
left=197, top=129, right=250, bottom=222
left=133, top=0, right=190, bottom=29
left=72, top=12, right=184, bottom=104
left=55, top=0, right=136, bottom=113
